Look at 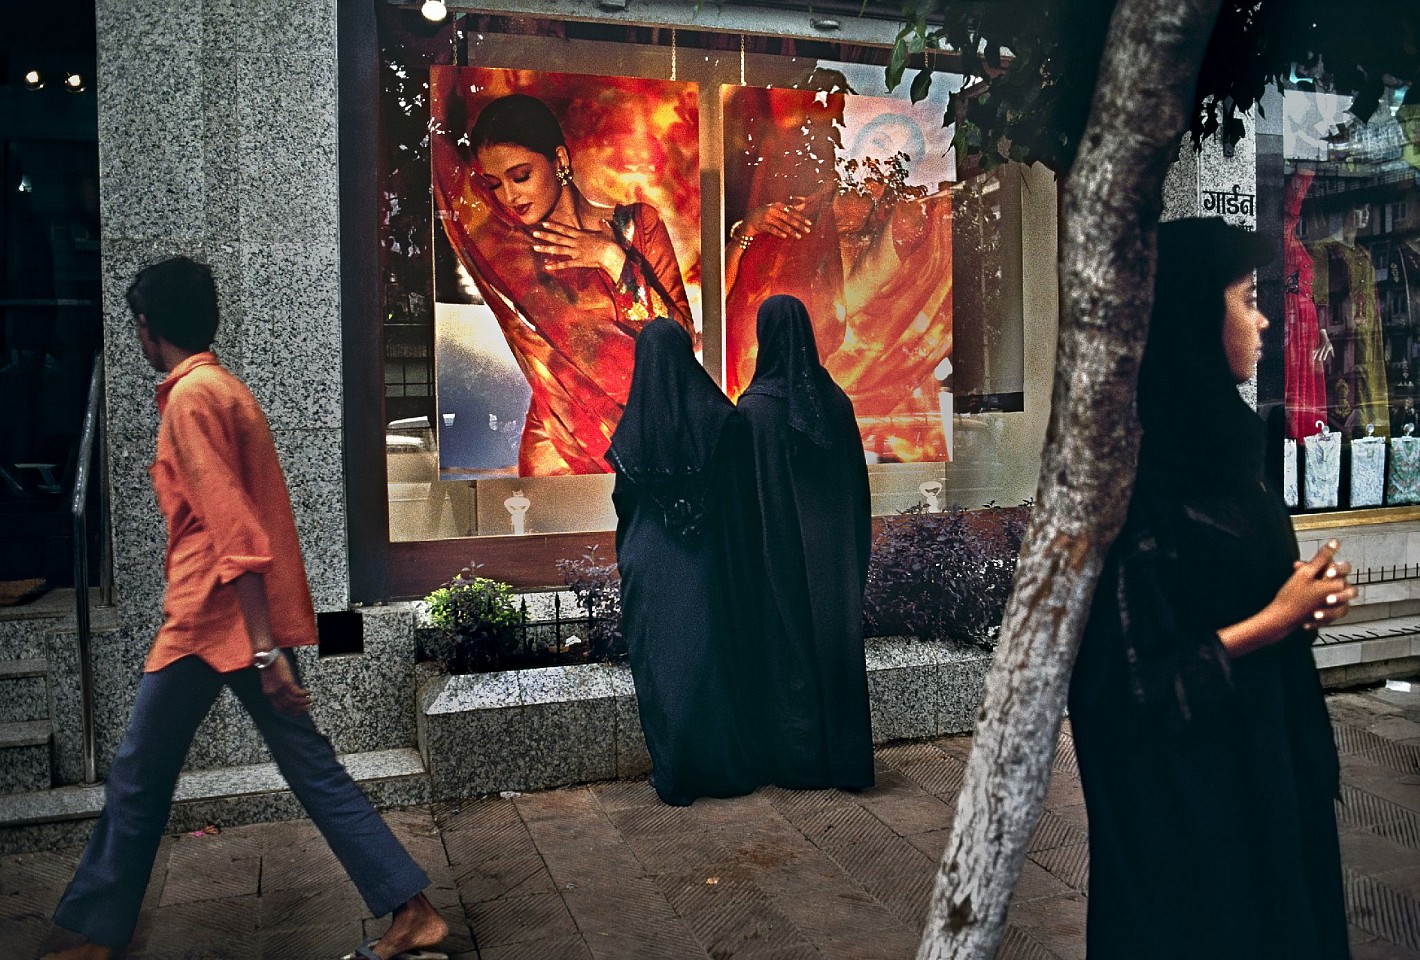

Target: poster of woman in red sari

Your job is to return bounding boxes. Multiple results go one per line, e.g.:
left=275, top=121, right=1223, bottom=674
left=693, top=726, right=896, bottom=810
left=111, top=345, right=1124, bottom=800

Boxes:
left=430, top=67, right=700, bottom=476
left=722, top=84, right=955, bottom=463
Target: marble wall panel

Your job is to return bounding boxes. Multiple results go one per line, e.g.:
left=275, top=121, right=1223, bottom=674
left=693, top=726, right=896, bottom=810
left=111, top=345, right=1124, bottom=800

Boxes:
left=185, top=687, right=270, bottom=770
left=288, top=472, right=350, bottom=613
left=89, top=627, right=154, bottom=773
left=1161, top=139, right=1201, bottom=222
left=234, top=56, right=339, bottom=244
left=296, top=609, right=418, bottom=755
left=96, top=51, right=205, bottom=242
left=97, top=0, right=201, bottom=51
left=240, top=242, right=343, bottom=430
left=203, top=0, right=339, bottom=59
left=1162, top=114, right=1258, bottom=227
left=198, top=55, right=244, bottom=244
left=424, top=705, right=530, bottom=800
left=105, top=431, right=165, bottom=637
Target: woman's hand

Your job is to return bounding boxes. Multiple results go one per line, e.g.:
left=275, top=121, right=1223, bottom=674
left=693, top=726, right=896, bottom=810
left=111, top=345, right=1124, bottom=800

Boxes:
left=532, top=221, right=627, bottom=280
left=1218, top=540, right=1357, bottom=657
left=740, top=197, right=813, bottom=241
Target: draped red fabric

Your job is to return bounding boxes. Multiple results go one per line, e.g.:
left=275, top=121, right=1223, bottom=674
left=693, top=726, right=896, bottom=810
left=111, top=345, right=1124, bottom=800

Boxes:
left=723, top=85, right=954, bottom=462
left=429, top=67, right=698, bottom=476
left=1283, top=170, right=1327, bottom=440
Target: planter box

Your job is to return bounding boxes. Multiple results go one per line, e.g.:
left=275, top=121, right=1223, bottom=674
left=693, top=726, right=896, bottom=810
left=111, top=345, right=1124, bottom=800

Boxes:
left=418, top=636, right=990, bottom=801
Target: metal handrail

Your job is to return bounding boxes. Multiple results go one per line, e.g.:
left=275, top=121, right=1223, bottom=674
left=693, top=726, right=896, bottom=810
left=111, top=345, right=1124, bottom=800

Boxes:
left=71, top=353, right=106, bottom=784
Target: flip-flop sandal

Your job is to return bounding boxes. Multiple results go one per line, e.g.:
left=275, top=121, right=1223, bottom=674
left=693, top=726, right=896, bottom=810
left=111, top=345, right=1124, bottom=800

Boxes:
left=340, top=940, right=448, bottom=960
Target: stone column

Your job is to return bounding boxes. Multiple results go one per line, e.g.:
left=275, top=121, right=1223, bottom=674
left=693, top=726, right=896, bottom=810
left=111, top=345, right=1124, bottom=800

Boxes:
left=92, top=0, right=347, bottom=771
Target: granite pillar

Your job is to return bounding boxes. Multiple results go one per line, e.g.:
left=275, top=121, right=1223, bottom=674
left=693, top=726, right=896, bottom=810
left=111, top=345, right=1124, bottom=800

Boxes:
left=89, top=0, right=348, bottom=778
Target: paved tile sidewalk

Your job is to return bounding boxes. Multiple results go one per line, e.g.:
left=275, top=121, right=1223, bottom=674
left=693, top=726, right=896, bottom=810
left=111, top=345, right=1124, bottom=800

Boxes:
left=6, top=685, right=1418, bottom=959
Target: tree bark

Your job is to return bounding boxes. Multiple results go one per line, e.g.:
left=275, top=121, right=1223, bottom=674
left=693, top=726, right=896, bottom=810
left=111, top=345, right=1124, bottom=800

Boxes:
left=916, top=0, right=1224, bottom=956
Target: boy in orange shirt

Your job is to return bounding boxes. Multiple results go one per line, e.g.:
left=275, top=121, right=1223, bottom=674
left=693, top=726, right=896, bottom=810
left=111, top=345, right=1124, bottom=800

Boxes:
left=44, top=257, right=447, bottom=960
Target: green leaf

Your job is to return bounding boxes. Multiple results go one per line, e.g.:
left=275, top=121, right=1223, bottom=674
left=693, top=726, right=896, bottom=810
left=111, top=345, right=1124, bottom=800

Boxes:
left=910, top=67, right=934, bottom=104
left=887, top=40, right=908, bottom=92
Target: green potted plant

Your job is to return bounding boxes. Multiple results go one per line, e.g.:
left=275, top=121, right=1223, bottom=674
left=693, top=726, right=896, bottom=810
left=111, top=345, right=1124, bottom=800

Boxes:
left=423, top=567, right=527, bottom=673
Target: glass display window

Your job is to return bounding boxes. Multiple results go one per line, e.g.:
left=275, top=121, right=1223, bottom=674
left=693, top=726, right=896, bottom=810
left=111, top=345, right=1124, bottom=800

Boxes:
left=1268, top=80, right=1420, bottom=515
left=372, top=9, right=1056, bottom=588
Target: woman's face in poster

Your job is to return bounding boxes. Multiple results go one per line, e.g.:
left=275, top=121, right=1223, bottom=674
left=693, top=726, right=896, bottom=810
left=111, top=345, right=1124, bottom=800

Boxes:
left=477, top=142, right=569, bottom=227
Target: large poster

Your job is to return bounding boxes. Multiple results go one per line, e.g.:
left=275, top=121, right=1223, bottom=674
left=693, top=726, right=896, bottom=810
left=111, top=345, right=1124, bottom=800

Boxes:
left=722, top=85, right=955, bottom=462
left=429, top=67, right=701, bottom=477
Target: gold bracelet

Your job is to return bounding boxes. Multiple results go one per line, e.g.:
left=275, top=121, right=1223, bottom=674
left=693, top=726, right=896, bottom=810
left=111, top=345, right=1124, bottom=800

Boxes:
left=728, top=220, right=755, bottom=250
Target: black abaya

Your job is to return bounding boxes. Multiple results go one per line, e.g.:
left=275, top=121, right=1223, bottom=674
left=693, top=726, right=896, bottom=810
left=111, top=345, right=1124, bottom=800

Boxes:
left=738, top=295, right=874, bottom=791
left=610, top=318, right=765, bottom=805
left=1068, top=219, right=1348, bottom=960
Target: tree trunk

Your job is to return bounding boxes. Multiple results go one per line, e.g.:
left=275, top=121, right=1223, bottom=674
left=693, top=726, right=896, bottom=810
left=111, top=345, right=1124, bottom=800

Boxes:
left=916, top=0, right=1224, bottom=956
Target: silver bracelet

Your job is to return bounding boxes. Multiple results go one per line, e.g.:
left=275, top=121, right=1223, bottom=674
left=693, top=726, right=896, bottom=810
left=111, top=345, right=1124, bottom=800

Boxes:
left=252, top=648, right=282, bottom=670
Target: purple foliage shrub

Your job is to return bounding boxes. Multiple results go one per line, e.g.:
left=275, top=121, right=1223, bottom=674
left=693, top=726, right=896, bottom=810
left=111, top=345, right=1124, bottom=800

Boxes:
left=556, top=546, right=627, bottom=662
left=863, top=501, right=1031, bottom=649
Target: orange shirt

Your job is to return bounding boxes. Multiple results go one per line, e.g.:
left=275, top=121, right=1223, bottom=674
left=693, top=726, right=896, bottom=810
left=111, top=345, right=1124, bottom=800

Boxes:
left=145, top=352, right=317, bottom=673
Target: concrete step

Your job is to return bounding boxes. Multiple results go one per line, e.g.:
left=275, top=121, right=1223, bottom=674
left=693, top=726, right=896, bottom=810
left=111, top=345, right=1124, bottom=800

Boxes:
left=0, top=589, right=114, bottom=658
left=1313, top=616, right=1420, bottom=687
left=0, top=720, right=53, bottom=795
left=0, top=746, right=431, bottom=855
left=0, top=659, right=49, bottom=724
left=0, top=614, right=62, bottom=660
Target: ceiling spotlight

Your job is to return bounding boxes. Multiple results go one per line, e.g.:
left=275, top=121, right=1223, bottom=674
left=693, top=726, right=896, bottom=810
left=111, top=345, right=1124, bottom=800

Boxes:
left=23, top=70, right=44, bottom=90
left=421, top=0, right=447, bottom=21
left=64, top=72, right=86, bottom=92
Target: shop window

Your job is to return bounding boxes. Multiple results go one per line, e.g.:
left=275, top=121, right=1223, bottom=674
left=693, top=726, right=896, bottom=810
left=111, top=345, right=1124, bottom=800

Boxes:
left=1273, top=81, right=1420, bottom=514
left=370, top=9, right=1054, bottom=590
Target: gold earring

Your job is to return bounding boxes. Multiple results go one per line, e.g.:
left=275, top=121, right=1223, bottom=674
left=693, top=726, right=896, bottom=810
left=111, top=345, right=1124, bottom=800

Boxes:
left=556, top=165, right=574, bottom=186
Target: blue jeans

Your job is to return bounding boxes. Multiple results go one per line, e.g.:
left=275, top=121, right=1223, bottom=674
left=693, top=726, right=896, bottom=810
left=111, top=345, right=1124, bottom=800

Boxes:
left=53, top=653, right=429, bottom=948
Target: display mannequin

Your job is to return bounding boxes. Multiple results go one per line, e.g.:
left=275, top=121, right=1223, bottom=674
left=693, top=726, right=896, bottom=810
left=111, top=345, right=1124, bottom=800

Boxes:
left=1309, top=208, right=1389, bottom=436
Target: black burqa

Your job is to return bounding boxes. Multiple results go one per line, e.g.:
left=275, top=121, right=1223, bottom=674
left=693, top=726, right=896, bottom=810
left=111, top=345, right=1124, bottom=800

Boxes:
left=1068, top=219, right=1348, bottom=960
left=738, top=294, right=874, bottom=791
left=609, top=318, right=765, bottom=805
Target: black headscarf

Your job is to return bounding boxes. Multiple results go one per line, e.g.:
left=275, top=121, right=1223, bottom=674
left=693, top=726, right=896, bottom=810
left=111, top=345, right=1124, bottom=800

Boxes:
left=1136, top=217, right=1275, bottom=494
left=741, top=294, right=840, bottom=448
left=608, top=317, right=735, bottom=534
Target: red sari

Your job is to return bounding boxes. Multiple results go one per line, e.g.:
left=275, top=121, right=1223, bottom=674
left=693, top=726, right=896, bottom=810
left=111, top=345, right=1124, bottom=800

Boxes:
left=431, top=171, right=692, bottom=475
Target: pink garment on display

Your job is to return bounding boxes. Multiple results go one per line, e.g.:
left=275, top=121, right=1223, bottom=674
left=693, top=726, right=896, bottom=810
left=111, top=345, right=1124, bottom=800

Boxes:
left=1283, top=170, right=1327, bottom=440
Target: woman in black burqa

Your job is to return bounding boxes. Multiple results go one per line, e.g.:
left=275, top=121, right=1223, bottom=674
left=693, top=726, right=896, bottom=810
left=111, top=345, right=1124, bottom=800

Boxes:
left=738, top=294, right=874, bottom=791
left=1069, top=218, right=1354, bottom=960
left=609, top=317, right=765, bottom=805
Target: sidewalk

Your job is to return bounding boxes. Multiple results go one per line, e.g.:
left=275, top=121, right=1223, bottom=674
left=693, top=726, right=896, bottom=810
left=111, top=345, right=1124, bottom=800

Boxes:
left=7, top=683, right=1418, bottom=960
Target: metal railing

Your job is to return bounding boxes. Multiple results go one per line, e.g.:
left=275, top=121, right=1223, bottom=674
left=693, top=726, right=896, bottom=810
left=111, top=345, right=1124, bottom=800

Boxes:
left=1353, top=564, right=1420, bottom=585
left=71, top=353, right=111, bottom=784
